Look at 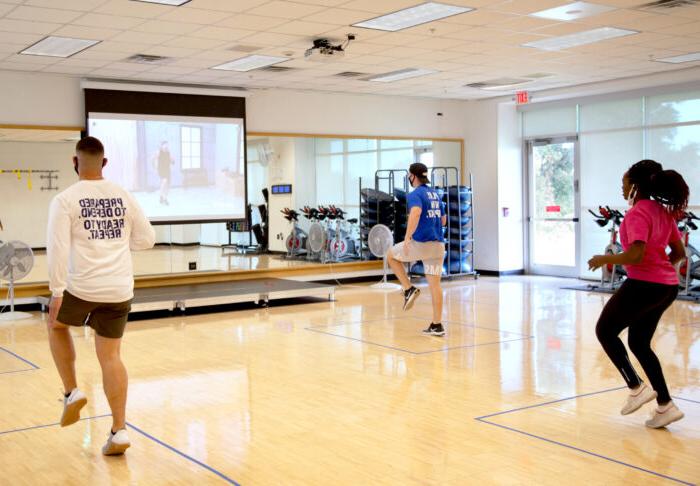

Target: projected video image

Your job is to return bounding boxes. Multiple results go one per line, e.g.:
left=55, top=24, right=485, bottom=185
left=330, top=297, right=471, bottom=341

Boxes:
left=89, top=113, right=246, bottom=223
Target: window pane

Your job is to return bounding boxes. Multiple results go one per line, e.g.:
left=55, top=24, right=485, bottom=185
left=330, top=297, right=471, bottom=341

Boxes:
left=346, top=152, right=377, bottom=208
left=523, top=106, right=577, bottom=137
left=316, top=154, right=343, bottom=205
left=579, top=129, right=643, bottom=278
left=380, top=139, right=413, bottom=149
left=315, top=138, right=344, bottom=154
left=647, top=123, right=700, bottom=206
left=579, top=98, right=642, bottom=131
left=647, top=90, right=700, bottom=125
left=379, top=149, right=413, bottom=170
left=415, top=140, right=432, bottom=147
left=347, top=138, right=377, bottom=152
left=192, top=127, right=201, bottom=142
left=181, top=127, right=190, bottom=142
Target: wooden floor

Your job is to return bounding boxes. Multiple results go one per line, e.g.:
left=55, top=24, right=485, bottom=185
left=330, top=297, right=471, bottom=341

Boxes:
left=0, top=276, right=698, bottom=485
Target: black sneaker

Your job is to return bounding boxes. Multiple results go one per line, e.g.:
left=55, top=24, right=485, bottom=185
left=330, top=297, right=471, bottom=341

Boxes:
left=403, top=286, right=420, bottom=311
left=422, top=323, right=445, bottom=336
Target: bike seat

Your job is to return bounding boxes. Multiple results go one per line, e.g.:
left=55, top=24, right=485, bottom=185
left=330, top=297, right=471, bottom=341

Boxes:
left=347, top=218, right=358, bottom=224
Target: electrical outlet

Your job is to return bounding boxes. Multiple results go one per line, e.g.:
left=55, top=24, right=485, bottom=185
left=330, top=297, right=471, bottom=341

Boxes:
left=189, top=261, right=197, bottom=271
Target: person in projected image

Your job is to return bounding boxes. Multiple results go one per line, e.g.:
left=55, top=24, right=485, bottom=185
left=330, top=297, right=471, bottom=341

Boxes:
left=588, top=159, right=689, bottom=429
left=154, top=141, right=174, bottom=206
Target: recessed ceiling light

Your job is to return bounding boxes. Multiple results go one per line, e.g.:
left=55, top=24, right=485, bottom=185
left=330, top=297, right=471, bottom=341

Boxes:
left=522, top=27, right=637, bottom=51
left=367, top=68, right=437, bottom=82
left=211, top=55, right=290, bottom=72
left=655, top=52, right=700, bottom=63
left=130, top=0, right=192, bottom=5
left=353, top=2, right=474, bottom=32
left=20, top=36, right=100, bottom=58
left=531, top=2, right=615, bottom=21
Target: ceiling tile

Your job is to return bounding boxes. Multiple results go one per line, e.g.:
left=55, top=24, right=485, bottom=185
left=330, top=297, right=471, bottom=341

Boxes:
left=442, top=9, right=518, bottom=26
left=51, top=25, right=121, bottom=41
left=406, top=37, right=466, bottom=50
left=162, top=36, right=227, bottom=50
left=24, top=0, right=107, bottom=11
left=494, top=15, right=561, bottom=32
left=489, top=0, right=574, bottom=15
left=305, top=8, right=376, bottom=25
left=0, top=19, right=61, bottom=35
left=42, top=64, right=94, bottom=75
left=237, top=31, right=306, bottom=47
left=93, top=0, right=172, bottom=18
left=245, top=1, right=327, bottom=19
left=269, top=20, right=339, bottom=36
left=142, top=45, right=202, bottom=58
left=159, top=7, right=234, bottom=25
left=184, top=0, right=270, bottom=12
left=0, top=4, right=15, bottom=16
left=217, top=14, right=289, bottom=31
left=190, top=26, right=258, bottom=41
left=6, top=6, right=84, bottom=24
left=109, top=31, right=175, bottom=45
left=73, top=13, right=146, bottom=30
left=133, top=20, right=202, bottom=35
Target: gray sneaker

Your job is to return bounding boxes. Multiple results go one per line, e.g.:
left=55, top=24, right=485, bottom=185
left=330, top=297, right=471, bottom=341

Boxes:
left=102, top=429, right=131, bottom=456
left=645, top=403, right=684, bottom=429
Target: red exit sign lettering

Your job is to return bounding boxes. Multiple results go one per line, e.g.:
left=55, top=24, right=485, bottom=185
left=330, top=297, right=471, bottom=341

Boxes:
left=516, top=91, right=529, bottom=104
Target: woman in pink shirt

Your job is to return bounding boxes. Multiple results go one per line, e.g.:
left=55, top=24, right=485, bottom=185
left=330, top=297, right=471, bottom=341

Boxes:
left=588, top=159, right=689, bottom=429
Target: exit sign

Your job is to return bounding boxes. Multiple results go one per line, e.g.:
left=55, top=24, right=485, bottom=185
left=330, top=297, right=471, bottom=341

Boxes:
left=516, top=91, right=529, bottom=104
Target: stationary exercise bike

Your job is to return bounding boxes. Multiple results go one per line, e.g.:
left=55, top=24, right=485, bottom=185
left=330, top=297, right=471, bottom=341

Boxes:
left=281, top=208, right=307, bottom=258
left=677, top=211, right=700, bottom=298
left=589, top=206, right=627, bottom=289
left=326, top=206, right=360, bottom=262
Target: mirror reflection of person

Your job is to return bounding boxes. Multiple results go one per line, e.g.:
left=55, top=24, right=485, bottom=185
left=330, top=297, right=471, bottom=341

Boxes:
left=153, top=141, right=174, bottom=206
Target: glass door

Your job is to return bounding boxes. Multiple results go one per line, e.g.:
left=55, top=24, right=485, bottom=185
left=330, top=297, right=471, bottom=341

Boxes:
left=527, top=137, right=580, bottom=277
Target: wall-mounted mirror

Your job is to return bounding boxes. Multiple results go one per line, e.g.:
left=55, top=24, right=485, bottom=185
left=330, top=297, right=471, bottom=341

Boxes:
left=1, top=127, right=462, bottom=285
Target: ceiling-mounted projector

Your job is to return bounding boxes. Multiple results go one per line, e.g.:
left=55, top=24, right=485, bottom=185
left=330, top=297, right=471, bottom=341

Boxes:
left=304, top=34, right=355, bottom=62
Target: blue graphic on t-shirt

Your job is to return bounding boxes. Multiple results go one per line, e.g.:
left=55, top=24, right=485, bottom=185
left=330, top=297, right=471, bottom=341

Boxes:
left=407, top=185, right=444, bottom=242
left=78, top=198, right=126, bottom=240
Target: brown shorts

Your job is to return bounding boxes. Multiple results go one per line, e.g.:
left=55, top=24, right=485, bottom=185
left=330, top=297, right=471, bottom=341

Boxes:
left=56, top=291, right=132, bottom=339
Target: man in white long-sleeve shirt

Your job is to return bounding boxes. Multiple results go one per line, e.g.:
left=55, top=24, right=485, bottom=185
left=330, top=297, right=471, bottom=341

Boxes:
left=47, top=136, right=155, bottom=456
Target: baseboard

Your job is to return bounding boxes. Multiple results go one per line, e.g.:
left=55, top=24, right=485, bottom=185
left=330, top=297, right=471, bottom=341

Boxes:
left=476, top=269, right=525, bottom=276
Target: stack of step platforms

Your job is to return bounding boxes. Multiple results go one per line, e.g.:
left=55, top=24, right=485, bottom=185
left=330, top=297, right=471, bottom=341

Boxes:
left=360, top=188, right=394, bottom=260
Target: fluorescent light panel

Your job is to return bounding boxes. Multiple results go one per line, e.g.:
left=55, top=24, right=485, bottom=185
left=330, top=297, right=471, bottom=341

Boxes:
left=522, top=27, right=637, bottom=51
left=530, top=2, right=615, bottom=21
left=130, top=0, right=191, bottom=5
left=368, top=68, right=437, bottom=82
left=655, top=52, right=700, bottom=63
left=212, top=55, right=289, bottom=72
left=353, top=2, right=473, bottom=32
left=20, top=36, right=100, bottom=58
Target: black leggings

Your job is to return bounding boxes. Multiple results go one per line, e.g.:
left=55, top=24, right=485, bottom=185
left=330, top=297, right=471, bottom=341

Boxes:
left=595, top=278, right=678, bottom=405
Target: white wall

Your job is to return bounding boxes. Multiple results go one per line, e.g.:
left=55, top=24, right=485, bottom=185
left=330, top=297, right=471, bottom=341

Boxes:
left=464, top=100, right=500, bottom=272
left=267, top=137, right=296, bottom=252
left=497, top=103, right=524, bottom=272
left=0, top=141, right=76, bottom=248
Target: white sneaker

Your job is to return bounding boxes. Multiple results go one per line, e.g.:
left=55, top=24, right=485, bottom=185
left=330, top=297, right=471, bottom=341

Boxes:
left=645, top=403, right=684, bottom=429
left=102, top=429, right=131, bottom=456
left=60, top=389, right=87, bottom=427
left=620, top=384, right=657, bottom=415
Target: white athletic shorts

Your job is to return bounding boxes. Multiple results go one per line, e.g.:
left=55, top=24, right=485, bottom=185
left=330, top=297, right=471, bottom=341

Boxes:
left=389, top=240, right=445, bottom=276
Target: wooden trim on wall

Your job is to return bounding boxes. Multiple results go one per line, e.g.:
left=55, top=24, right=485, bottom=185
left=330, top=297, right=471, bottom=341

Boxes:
left=13, top=260, right=383, bottom=298
left=248, top=131, right=463, bottom=143
left=0, top=124, right=83, bottom=131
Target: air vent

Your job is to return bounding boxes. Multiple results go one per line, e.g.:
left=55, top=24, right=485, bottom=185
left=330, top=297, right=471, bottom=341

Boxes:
left=638, top=0, right=697, bottom=8
left=465, top=77, right=533, bottom=90
left=229, top=44, right=262, bottom=53
left=334, top=71, right=367, bottom=78
left=259, top=65, right=296, bottom=72
left=125, top=54, right=170, bottom=64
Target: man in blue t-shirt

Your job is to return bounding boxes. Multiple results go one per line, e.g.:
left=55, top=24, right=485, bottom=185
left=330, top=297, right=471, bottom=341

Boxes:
left=386, top=163, right=446, bottom=336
